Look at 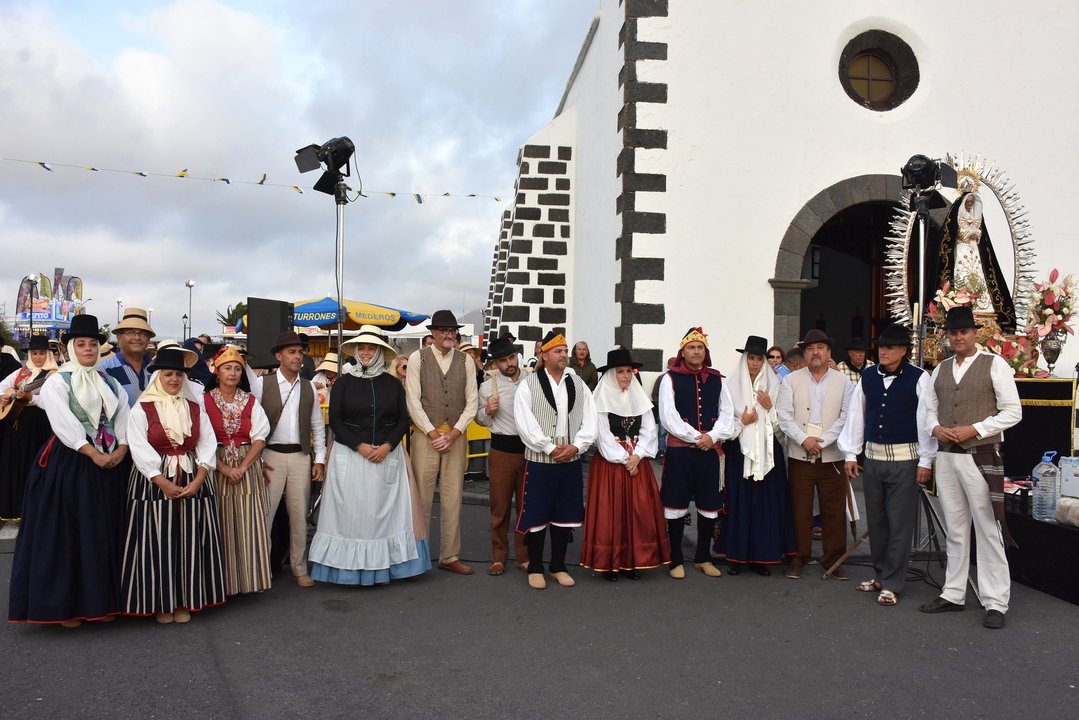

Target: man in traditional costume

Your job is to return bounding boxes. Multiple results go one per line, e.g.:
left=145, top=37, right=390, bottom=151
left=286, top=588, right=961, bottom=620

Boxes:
left=839, top=324, right=936, bottom=606
left=101, top=307, right=157, bottom=406
left=656, top=327, right=734, bottom=579
left=776, top=329, right=854, bottom=580
left=837, top=338, right=874, bottom=385
left=920, top=306, right=1021, bottom=629
left=513, top=330, right=597, bottom=589
left=475, top=335, right=529, bottom=575
left=405, top=309, right=479, bottom=575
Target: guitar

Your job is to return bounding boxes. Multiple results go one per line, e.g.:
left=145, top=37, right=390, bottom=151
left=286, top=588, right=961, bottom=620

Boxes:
left=0, top=371, right=53, bottom=422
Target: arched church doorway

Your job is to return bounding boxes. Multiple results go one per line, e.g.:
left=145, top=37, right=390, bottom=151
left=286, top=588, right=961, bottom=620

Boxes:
left=799, top=201, right=902, bottom=352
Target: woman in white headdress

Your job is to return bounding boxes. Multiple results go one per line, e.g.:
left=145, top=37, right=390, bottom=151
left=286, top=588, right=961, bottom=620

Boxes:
left=717, top=336, right=794, bottom=575
left=8, top=315, right=130, bottom=627
left=580, top=347, right=670, bottom=580
left=308, top=325, right=430, bottom=585
left=121, top=346, right=226, bottom=624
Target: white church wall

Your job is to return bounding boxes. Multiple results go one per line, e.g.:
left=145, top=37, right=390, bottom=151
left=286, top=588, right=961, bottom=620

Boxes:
left=626, top=0, right=1079, bottom=374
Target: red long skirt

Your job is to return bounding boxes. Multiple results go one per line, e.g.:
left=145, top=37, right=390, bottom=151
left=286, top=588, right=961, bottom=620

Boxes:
left=580, top=454, right=670, bottom=571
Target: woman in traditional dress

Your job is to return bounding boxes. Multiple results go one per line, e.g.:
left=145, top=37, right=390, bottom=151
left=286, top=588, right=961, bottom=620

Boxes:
left=308, top=325, right=431, bottom=586
left=8, top=314, right=130, bottom=627
left=204, top=345, right=272, bottom=596
left=719, top=335, right=794, bottom=575
left=581, top=347, right=670, bottom=580
left=122, top=346, right=226, bottom=624
left=0, top=335, right=59, bottom=520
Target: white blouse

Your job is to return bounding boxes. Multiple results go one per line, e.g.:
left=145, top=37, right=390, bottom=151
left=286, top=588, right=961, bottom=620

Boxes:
left=595, top=412, right=658, bottom=464
left=38, top=372, right=130, bottom=452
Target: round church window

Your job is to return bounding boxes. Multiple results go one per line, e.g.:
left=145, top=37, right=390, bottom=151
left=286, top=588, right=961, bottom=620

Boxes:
left=839, top=31, right=918, bottom=111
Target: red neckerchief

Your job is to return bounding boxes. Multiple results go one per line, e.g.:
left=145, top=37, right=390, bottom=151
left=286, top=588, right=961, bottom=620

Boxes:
left=668, top=352, right=724, bottom=382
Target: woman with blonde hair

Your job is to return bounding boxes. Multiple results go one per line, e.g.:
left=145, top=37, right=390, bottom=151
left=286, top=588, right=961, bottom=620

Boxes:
left=122, top=346, right=226, bottom=624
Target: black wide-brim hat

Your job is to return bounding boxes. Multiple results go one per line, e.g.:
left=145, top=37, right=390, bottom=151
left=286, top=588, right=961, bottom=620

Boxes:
left=25, top=335, right=50, bottom=352
left=874, top=323, right=912, bottom=347
left=270, top=331, right=306, bottom=354
left=846, top=337, right=869, bottom=351
left=426, top=309, right=463, bottom=330
left=597, top=346, right=643, bottom=373
left=148, top=347, right=196, bottom=374
left=799, top=328, right=835, bottom=348
left=943, top=306, right=982, bottom=330
left=60, top=314, right=106, bottom=344
left=736, top=335, right=769, bottom=356
left=486, top=336, right=517, bottom=360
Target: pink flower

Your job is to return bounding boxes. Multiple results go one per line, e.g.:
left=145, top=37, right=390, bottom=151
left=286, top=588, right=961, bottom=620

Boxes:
left=1050, top=268, right=1060, bottom=284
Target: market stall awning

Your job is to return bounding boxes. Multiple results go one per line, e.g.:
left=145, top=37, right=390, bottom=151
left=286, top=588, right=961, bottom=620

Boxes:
left=235, top=297, right=428, bottom=333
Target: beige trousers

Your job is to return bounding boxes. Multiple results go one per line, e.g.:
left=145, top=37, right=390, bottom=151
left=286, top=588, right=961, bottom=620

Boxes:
left=263, top=449, right=312, bottom=577
left=411, top=430, right=467, bottom=563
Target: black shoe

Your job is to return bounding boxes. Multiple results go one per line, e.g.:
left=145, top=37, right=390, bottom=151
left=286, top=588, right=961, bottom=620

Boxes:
left=919, top=597, right=965, bottom=614
left=603, top=571, right=618, bottom=582
left=727, top=565, right=741, bottom=576
left=983, top=610, right=1006, bottom=629
left=620, top=570, right=641, bottom=580
left=755, top=565, right=771, bottom=576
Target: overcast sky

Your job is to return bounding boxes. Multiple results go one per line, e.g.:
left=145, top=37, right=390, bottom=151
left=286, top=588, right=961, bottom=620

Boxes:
left=1, top=0, right=598, bottom=338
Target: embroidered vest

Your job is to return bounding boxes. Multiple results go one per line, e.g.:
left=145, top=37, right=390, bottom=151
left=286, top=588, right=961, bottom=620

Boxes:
left=204, top=393, right=255, bottom=445
left=419, top=346, right=468, bottom=428
left=933, top=354, right=1000, bottom=450
left=607, top=413, right=642, bottom=441
left=861, top=364, right=921, bottom=445
left=61, top=371, right=123, bottom=451
left=669, top=371, right=722, bottom=432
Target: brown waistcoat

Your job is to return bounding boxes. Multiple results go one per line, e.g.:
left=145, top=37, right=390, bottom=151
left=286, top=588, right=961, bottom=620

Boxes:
left=260, top=373, right=315, bottom=453
left=933, top=353, right=1000, bottom=450
left=419, top=346, right=468, bottom=428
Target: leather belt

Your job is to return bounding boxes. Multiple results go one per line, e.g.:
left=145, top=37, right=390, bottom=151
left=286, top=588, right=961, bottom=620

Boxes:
left=266, top=443, right=303, bottom=454
left=941, top=445, right=974, bottom=454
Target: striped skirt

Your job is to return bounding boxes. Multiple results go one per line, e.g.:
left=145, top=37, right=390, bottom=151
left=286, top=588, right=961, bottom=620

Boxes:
left=121, top=453, right=227, bottom=615
left=210, top=445, right=271, bottom=595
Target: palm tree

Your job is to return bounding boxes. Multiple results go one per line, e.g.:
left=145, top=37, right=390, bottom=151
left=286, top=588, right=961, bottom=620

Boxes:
left=215, top=302, right=248, bottom=329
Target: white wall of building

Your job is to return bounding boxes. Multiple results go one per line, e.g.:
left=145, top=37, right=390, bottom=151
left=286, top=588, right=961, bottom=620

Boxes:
left=628, top=0, right=1079, bottom=374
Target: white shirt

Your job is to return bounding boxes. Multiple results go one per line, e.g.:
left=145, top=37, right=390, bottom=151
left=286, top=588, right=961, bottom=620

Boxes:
left=127, top=400, right=219, bottom=479
left=513, top=368, right=597, bottom=456
left=38, top=372, right=130, bottom=452
left=657, top=373, right=735, bottom=445
left=925, top=349, right=1022, bottom=441
left=405, top=347, right=479, bottom=435
left=475, top=370, right=523, bottom=436
left=251, top=369, right=327, bottom=464
left=775, top=369, right=854, bottom=448
left=838, top=366, right=937, bottom=469
left=596, top=411, right=658, bottom=464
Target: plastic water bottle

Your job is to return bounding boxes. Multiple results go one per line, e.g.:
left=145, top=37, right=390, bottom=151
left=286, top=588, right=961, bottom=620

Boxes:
left=1032, top=451, right=1060, bottom=522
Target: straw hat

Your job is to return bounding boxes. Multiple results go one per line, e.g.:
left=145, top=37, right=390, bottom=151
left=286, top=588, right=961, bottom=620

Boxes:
left=316, top=352, right=340, bottom=374
left=341, top=325, right=397, bottom=361
left=112, top=307, right=156, bottom=336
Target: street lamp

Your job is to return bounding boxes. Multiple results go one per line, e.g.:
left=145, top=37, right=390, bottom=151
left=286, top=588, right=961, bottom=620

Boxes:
left=147, top=307, right=154, bottom=325
left=28, top=273, right=39, bottom=342
left=182, top=314, right=189, bottom=339
left=185, top=280, right=195, bottom=337
left=116, top=298, right=123, bottom=324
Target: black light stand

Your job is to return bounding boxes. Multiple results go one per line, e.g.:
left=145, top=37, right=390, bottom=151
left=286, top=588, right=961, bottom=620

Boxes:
left=295, top=137, right=356, bottom=377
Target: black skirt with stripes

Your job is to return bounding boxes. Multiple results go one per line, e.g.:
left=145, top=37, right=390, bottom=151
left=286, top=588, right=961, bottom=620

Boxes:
left=121, top=453, right=227, bottom=615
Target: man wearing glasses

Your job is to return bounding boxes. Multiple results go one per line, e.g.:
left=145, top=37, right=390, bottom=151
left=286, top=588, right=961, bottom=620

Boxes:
left=101, top=307, right=156, bottom=406
left=405, top=310, right=479, bottom=575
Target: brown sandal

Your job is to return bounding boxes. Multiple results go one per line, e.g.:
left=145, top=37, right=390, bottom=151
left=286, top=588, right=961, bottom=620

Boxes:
left=856, top=579, right=882, bottom=593
left=487, top=562, right=505, bottom=576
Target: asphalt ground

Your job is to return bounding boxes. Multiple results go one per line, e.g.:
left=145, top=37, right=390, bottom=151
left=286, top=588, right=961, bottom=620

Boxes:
left=2, top=463, right=1077, bottom=719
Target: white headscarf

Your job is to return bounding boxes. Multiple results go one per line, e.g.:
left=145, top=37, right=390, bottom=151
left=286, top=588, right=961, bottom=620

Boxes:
left=138, top=370, right=197, bottom=446
left=593, top=366, right=652, bottom=418
left=729, top=350, right=780, bottom=481
left=61, top=339, right=119, bottom=430
left=28, top=345, right=60, bottom=380
left=347, top=346, right=387, bottom=379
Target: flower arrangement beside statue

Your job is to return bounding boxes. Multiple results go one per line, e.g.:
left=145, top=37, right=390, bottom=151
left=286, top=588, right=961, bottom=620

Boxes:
left=985, top=333, right=1047, bottom=378
left=926, top=280, right=980, bottom=321
left=1025, top=268, right=1074, bottom=375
